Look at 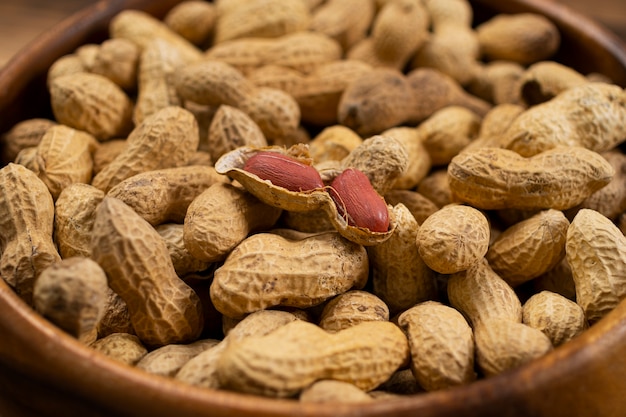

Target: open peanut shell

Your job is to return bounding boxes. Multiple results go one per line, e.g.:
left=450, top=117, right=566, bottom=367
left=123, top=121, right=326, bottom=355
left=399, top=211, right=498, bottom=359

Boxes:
left=215, top=145, right=396, bottom=245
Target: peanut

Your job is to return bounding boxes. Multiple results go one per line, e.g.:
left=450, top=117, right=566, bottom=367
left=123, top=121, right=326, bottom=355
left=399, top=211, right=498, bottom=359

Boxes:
left=136, top=338, right=220, bottom=377
left=50, top=73, right=134, bottom=141
left=447, top=258, right=522, bottom=326
left=370, top=204, right=437, bottom=314
left=318, top=290, right=389, bottom=332
left=486, top=209, right=569, bottom=287
left=243, top=151, right=324, bottom=192
left=54, top=183, right=105, bottom=259
left=33, top=257, right=108, bottom=344
left=91, top=106, right=199, bottom=192
left=91, top=38, right=140, bottom=92
left=163, top=1, right=217, bottom=47
left=338, top=68, right=416, bottom=136
left=183, top=182, right=282, bottom=263
left=448, top=146, right=614, bottom=211
left=474, top=320, right=552, bottom=377
left=213, top=0, right=310, bottom=44
left=382, top=126, right=431, bottom=190
left=207, top=105, right=267, bottom=162
left=329, top=168, right=390, bottom=233
left=176, top=309, right=300, bottom=389
left=210, top=231, right=369, bottom=318
left=156, top=224, right=212, bottom=278
left=398, top=301, right=475, bottom=391
left=308, top=125, right=363, bottom=164
left=0, top=118, right=56, bottom=164
left=107, top=165, right=228, bottom=226
left=91, top=197, right=204, bottom=347
left=383, top=189, right=439, bottom=225
left=299, top=380, right=373, bottom=404
left=416, top=204, right=490, bottom=274
left=501, top=83, right=626, bottom=157
left=310, top=0, right=375, bottom=51
left=518, top=61, right=588, bottom=106
left=476, top=13, right=561, bottom=65
left=566, top=209, right=626, bottom=323
left=216, top=320, right=409, bottom=397
left=90, top=333, right=148, bottom=365
left=0, top=163, right=61, bottom=304
left=16, top=124, right=98, bottom=200
left=522, top=291, right=587, bottom=346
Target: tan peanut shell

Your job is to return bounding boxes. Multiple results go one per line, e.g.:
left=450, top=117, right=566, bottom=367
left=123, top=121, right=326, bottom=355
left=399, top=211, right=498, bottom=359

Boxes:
left=163, top=1, right=217, bottom=46
left=107, top=165, right=228, bottom=226
left=411, top=0, right=481, bottom=86
left=407, top=68, right=491, bottom=124
left=447, top=258, right=522, bottom=326
left=518, top=61, right=588, bottom=106
left=90, top=197, right=204, bottom=347
left=382, top=127, right=431, bottom=190
left=18, top=124, right=98, bottom=200
left=338, top=68, right=417, bottom=136
left=133, top=38, right=190, bottom=125
left=210, top=231, right=369, bottom=318
left=398, top=301, right=476, bottom=391
left=205, top=31, right=342, bottom=75
left=47, top=54, right=86, bottom=88
left=90, top=333, right=148, bottom=365
left=33, top=257, right=108, bottom=344
left=448, top=146, right=614, bottom=211
left=207, top=105, right=267, bottom=162
left=91, top=38, right=140, bottom=92
left=474, top=320, right=553, bottom=377
left=299, top=380, right=373, bottom=404
left=216, top=320, right=409, bottom=397
left=183, top=182, right=282, bottom=262
left=476, top=13, right=561, bottom=65
left=522, top=291, right=587, bottom=346
left=136, top=338, right=220, bottom=377
left=309, top=0, right=375, bottom=51
left=566, top=209, right=626, bottom=323
left=213, top=0, right=310, bottom=44
left=308, top=125, right=363, bottom=164
left=0, top=163, right=61, bottom=305
left=370, top=0, right=429, bottom=69
left=502, top=83, right=626, bottom=157
left=341, top=134, right=409, bottom=196
left=294, top=59, right=373, bottom=126
left=574, top=150, right=626, bottom=220
left=383, top=190, right=439, bottom=225
left=50, top=73, right=134, bottom=141
left=97, top=286, right=134, bottom=338
left=215, top=146, right=396, bottom=246
left=417, top=169, right=453, bottom=209
left=370, top=204, right=437, bottom=314
left=110, top=9, right=202, bottom=62
left=176, top=310, right=300, bottom=389
left=416, top=204, right=490, bottom=274
left=486, top=209, right=569, bottom=287
left=0, top=118, right=56, bottom=164
left=92, top=139, right=126, bottom=174
left=318, top=290, right=389, bottom=332
left=416, top=106, right=481, bottom=166
left=91, top=106, right=199, bottom=192
left=468, top=61, right=525, bottom=106
left=463, top=103, right=525, bottom=153
left=156, top=224, right=212, bottom=277
left=54, top=183, right=105, bottom=259
left=531, top=257, right=577, bottom=301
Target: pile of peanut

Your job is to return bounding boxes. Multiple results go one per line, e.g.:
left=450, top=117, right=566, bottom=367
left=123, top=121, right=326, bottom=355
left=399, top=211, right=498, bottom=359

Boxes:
left=1, top=0, right=626, bottom=403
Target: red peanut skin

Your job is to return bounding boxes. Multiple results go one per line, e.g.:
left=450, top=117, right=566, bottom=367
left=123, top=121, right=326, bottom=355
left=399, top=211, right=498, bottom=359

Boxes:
left=330, top=168, right=390, bottom=232
left=243, top=151, right=324, bottom=192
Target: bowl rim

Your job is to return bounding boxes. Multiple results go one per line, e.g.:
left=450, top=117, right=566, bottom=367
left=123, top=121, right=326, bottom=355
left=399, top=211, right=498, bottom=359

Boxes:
left=1, top=0, right=626, bottom=416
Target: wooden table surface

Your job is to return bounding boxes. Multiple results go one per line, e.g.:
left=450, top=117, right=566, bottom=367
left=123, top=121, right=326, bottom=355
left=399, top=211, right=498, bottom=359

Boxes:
left=0, top=0, right=625, bottom=68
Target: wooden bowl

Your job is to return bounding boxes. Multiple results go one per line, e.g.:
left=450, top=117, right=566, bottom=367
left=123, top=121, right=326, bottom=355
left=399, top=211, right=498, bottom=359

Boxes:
left=1, top=1, right=626, bottom=416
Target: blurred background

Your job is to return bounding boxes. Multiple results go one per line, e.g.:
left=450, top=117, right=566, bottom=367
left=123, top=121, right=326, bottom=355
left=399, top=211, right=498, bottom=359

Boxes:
left=0, top=0, right=625, bottom=68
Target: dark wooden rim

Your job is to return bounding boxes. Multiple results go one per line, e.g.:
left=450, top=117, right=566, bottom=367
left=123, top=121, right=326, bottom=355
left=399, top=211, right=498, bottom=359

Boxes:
left=0, top=1, right=626, bottom=416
